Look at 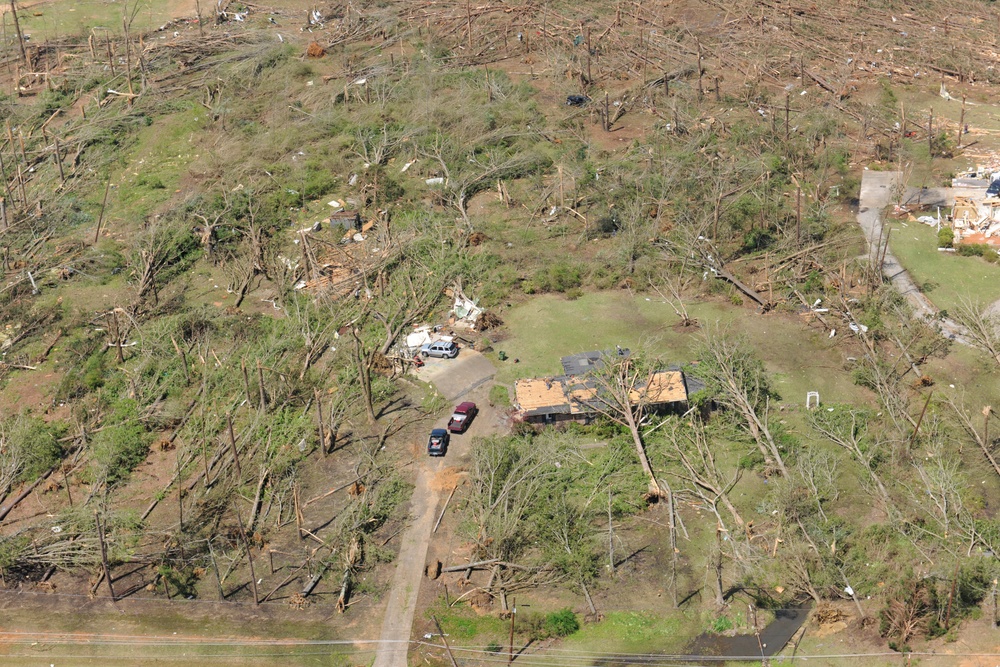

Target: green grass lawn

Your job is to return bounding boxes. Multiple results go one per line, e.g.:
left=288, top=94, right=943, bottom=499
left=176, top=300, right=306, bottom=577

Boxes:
left=495, top=291, right=868, bottom=409
left=887, top=219, right=1000, bottom=313
left=112, top=100, right=207, bottom=222
left=0, top=599, right=358, bottom=666
left=16, top=0, right=188, bottom=40
left=553, top=610, right=699, bottom=657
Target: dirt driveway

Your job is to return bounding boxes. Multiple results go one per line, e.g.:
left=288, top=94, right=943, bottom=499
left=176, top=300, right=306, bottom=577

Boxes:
left=372, top=355, right=498, bottom=667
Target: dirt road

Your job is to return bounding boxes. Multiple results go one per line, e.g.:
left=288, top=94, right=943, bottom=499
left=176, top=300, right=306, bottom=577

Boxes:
left=371, top=362, right=498, bottom=667
left=371, top=458, right=440, bottom=667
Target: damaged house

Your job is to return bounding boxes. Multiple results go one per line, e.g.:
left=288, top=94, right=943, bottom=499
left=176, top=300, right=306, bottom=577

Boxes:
left=513, top=350, right=703, bottom=425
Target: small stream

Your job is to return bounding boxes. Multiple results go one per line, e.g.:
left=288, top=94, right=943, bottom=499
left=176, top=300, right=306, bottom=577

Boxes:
left=594, top=605, right=811, bottom=666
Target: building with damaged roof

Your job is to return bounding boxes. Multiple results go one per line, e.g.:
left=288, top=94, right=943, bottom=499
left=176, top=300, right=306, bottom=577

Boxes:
left=513, top=350, right=702, bottom=425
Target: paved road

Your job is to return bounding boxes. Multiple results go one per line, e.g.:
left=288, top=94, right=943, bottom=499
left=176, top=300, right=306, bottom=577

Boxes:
left=858, top=170, right=968, bottom=343
left=415, top=348, right=496, bottom=400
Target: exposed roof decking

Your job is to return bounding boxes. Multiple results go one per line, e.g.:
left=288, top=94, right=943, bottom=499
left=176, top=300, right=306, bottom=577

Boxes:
left=633, top=370, right=687, bottom=404
left=514, top=378, right=573, bottom=414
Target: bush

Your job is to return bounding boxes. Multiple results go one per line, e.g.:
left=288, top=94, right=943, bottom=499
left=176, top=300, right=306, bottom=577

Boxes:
left=518, top=609, right=580, bottom=640
left=91, top=399, right=149, bottom=486
left=5, top=416, right=66, bottom=482
left=592, top=213, right=621, bottom=237
left=136, top=173, right=166, bottom=189
left=710, top=614, right=734, bottom=633
left=937, top=227, right=954, bottom=249
left=488, top=384, right=511, bottom=408
left=530, top=262, right=582, bottom=293
left=801, top=270, right=823, bottom=294
left=956, top=241, right=989, bottom=256
left=955, top=243, right=999, bottom=263
left=544, top=609, right=580, bottom=637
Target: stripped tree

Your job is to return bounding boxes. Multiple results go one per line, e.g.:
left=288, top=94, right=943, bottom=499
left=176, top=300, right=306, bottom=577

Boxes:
left=570, top=350, right=667, bottom=497
left=698, top=327, right=788, bottom=476
left=954, top=296, right=1000, bottom=369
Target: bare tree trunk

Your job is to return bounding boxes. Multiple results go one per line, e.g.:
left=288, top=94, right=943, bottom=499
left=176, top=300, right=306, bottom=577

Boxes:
left=625, top=409, right=661, bottom=496
left=712, top=523, right=725, bottom=607
left=351, top=328, right=376, bottom=425
left=8, top=1, right=26, bottom=67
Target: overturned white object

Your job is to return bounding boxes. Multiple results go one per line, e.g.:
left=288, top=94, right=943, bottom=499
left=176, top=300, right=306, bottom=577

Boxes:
left=453, top=296, right=483, bottom=322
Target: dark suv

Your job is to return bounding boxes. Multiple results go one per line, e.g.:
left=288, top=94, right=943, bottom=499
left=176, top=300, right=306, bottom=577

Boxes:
left=427, top=429, right=450, bottom=456
left=988, top=179, right=1000, bottom=197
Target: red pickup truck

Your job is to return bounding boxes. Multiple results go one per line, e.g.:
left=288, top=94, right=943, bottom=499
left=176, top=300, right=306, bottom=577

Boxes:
left=447, top=402, right=478, bottom=433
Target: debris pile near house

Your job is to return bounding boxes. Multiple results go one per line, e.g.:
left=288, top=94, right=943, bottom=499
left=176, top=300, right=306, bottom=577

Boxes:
left=291, top=209, right=393, bottom=298
left=948, top=194, right=1000, bottom=246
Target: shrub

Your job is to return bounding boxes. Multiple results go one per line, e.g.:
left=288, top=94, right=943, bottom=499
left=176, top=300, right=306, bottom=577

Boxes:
left=592, top=213, right=621, bottom=237
left=531, top=262, right=582, bottom=293
left=5, top=416, right=66, bottom=482
left=711, top=614, right=734, bottom=633
left=955, top=243, right=1000, bottom=263
left=91, top=399, right=149, bottom=486
left=801, top=270, right=823, bottom=294
left=544, top=609, right=580, bottom=637
left=423, top=390, right=447, bottom=414
left=956, top=241, right=988, bottom=256
left=82, top=350, right=108, bottom=391
left=937, top=227, right=954, bottom=249
left=136, top=174, right=166, bottom=189
left=519, top=609, right=580, bottom=640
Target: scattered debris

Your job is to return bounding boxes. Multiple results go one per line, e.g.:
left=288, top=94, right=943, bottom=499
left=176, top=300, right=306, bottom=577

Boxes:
left=475, top=311, right=503, bottom=331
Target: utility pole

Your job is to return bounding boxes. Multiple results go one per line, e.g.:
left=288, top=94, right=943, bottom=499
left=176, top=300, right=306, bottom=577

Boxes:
left=95, top=512, right=116, bottom=601
left=432, top=616, right=460, bottom=667
left=508, top=596, right=517, bottom=666
left=992, top=578, right=998, bottom=629
left=957, top=96, right=967, bottom=149
left=315, top=390, right=327, bottom=456
left=227, top=412, right=242, bottom=478
left=93, top=178, right=111, bottom=244
left=235, top=506, right=259, bottom=605
left=750, top=603, right=767, bottom=665
left=796, top=185, right=802, bottom=245
left=928, top=107, right=934, bottom=157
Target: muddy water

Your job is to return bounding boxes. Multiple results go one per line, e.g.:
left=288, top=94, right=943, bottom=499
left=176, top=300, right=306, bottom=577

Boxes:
left=685, top=606, right=811, bottom=661
left=595, top=605, right=810, bottom=666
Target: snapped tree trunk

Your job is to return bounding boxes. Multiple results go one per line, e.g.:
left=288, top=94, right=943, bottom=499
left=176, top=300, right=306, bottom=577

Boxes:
left=351, top=328, right=376, bottom=425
